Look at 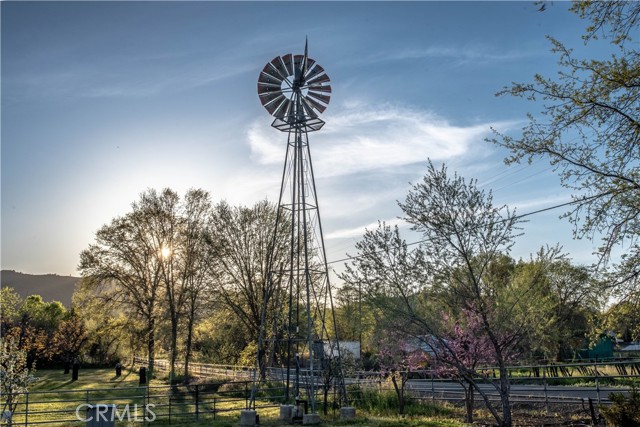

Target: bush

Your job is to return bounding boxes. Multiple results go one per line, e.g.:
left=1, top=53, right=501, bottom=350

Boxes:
left=601, top=388, right=640, bottom=427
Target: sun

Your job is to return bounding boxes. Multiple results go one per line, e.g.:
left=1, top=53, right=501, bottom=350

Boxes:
left=160, top=246, right=172, bottom=258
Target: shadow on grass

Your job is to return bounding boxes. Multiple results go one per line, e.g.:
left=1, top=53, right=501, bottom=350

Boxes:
left=48, top=379, right=75, bottom=390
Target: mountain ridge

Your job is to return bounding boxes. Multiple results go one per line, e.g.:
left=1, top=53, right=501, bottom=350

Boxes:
left=1, top=270, right=80, bottom=307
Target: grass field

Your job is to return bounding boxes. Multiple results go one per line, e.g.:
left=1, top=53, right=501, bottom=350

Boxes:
left=31, top=367, right=142, bottom=391
left=10, top=369, right=464, bottom=427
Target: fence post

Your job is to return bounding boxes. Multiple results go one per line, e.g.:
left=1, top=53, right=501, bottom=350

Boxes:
left=213, top=397, right=217, bottom=420
left=195, top=384, right=199, bottom=422
left=24, top=392, right=29, bottom=427
left=245, top=382, right=249, bottom=409
left=431, top=373, right=435, bottom=403
left=146, top=385, right=150, bottom=427
left=594, top=363, right=601, bottom=404
left=543, top=368, right=549, bottom=415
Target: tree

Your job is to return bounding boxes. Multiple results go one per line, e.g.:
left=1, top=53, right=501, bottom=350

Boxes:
left=147, top=188, right=213, bottom=383
left=489, top=1, right=640, bottom=306
left=175, top=189, right=214, bottom=380
left=8, top=295, right=66, bottom=369
left=0, top=288, right=21, bottom=331
left=79, top=190, right=170, bottom=381
left=207, top=200, right=291, bottom=372
left=1, top=335, right=38, bottom=426
left=429, top=308, right=498, bottom=423
left=80, top=188, right=216, bottom=382
left=51, top=312, right=88, bottom=374
left=72, top=279, right=133, bottom=366
left=341, top=161, right=560, bottom=427
left=600, top=300, right=640, bottom=343
left=537, top=260, right=602, bottom=360
left=376, top=331, right=428, bottom=415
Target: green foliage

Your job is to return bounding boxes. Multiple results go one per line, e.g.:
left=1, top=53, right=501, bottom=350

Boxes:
left=490, top=1, right=640, bottom=306
left=194, top=313, right=249, bottom=365
left=0, top=288, right=21, bottom=325
left=601, top=388, right=640, bottom=427
left=600, top=300, right=640, bottom=342
left=19, top=295, right=66, bottom=332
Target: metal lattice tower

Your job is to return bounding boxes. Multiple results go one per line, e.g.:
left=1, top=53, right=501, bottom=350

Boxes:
left=254, top=40, right=347, bottom=414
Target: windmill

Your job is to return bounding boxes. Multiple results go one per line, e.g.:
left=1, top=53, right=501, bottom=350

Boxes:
left=254, top=40, right=347, bottom=419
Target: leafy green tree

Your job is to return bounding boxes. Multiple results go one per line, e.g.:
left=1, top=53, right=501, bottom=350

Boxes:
left=72, top=279, right=132, bottom=366
left=51, top=311, right=88, bottom=373
left=193, top=308, right=249, bottom=365
left=540, top=260, right=602, bottom=360
left=6, top=295, right=67, bottom=368
left=601, top=300, right=640, bottom=342
left=19, top=295, right=66, bottom=332
left=489, top=1, right=640, bottom=305
left=0, top=288, right=21, bottom=329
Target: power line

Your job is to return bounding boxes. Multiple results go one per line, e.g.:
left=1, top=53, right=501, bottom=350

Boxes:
left=326, top=191, right=612, bottom=266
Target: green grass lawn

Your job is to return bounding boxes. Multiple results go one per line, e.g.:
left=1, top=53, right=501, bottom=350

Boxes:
left=31, top=367, right=142, bottom=391
left=12, top=369, right=464, bottom=427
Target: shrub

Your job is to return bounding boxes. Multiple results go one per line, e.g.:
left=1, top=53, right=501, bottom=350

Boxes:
left=601, top=388, right=640, bottom=427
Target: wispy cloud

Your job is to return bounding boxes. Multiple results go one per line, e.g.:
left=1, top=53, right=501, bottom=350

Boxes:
left=342, top=44, right=537, bottom=69
left=508, top=193, right=571, bottom=212
left=325, top=217, right=406, bottom=240
left=7, top=51, right=257, bottom=100
left=247, top=102, right=516, bottom=177
left=382, top=45, right=534, bottom=64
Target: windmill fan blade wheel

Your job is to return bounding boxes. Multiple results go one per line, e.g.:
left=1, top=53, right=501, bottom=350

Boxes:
left=257, top=52, right=331, bottom=119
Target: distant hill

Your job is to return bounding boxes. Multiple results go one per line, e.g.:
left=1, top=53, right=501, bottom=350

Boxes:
left=1, top=270, right=79, bottom=307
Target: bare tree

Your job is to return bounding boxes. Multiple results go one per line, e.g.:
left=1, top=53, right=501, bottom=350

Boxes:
left=341, top=161, right=560, bottom=427
left=179, top=190, right=215, bottom=379
left=207, top=200, right=291, bottom=372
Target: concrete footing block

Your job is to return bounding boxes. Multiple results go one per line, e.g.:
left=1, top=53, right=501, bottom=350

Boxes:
left=240, top=409, right=258, bottom=427
left=302, top=413, right=321, bottom=425
left=340, top=406, right=356, bottom=419
left=279, top=404, right=294, bottom=422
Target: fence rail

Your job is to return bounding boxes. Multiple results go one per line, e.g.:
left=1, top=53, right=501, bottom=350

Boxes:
left=4, top=359, right=638, bottom=425
left=3, top=380, right=282, bottom=426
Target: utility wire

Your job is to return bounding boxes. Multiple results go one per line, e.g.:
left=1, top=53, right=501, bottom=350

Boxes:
left=326, top=190, right=613, bottom=266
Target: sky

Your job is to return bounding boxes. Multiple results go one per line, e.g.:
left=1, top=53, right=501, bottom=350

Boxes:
left=1, top=1, right=617, bottom=277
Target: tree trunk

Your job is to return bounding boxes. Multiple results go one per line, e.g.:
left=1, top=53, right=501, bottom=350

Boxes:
left=464, top=382, right=474, bottom=423
left=184, top=309, right=195, bottom=380
left=147, top=319, right=155, bottom=382
left=498, top=364, right=512, bottom=427
left=323, top=382, right=329, bottom=415
left=170, top=318, right=178, bottom=384
left=391, top=374, right=404, bottom=415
